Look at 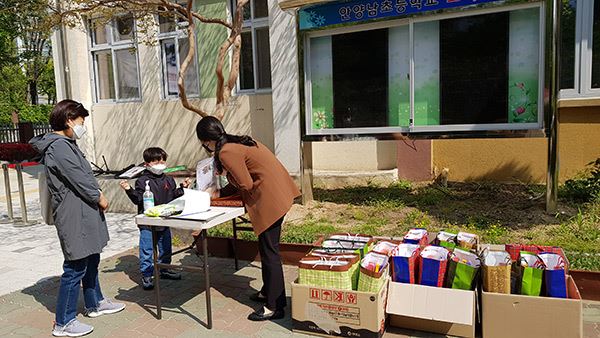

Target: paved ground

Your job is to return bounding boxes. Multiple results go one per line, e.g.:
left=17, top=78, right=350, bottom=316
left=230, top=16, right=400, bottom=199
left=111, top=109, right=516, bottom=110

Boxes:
left=0, top=165, right=139, bottom=296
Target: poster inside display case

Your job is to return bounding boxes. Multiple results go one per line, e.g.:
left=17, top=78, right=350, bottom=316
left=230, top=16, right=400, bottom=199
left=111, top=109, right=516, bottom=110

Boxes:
left=302, top=1, right=544, bottom=136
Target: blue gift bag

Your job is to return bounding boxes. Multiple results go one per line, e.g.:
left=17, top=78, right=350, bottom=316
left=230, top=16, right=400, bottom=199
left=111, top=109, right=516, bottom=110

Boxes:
left=418, top=246, right=449, bottom=287
left=545, top=269, right=567, bottom=298
left=392, top=244, right=420, bottom=284
left=539, top=252, right=567, bottom=298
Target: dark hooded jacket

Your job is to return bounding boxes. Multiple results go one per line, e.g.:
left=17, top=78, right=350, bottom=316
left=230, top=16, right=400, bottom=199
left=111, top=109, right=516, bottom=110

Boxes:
left=30, top=133, right=109, bottom=261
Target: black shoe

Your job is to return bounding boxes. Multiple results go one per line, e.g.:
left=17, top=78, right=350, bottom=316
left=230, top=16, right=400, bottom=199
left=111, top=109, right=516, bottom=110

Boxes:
left=247, top=307, right=285, bottom=321
left=141, top=276, right=154, bottom=290
left=160, top=270, right=182, bottom=280
left=249, top=292, right=267, bottom=303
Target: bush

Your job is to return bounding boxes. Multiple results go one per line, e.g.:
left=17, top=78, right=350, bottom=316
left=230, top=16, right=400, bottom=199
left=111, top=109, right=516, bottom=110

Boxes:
left=0, top=104, right=53, bottom=124
left=561, top=158, right=600, bottom=202
left=0, top=143, right=39, bottom=162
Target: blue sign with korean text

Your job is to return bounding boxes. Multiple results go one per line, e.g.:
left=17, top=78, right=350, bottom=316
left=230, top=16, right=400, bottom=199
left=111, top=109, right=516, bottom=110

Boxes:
left=299, top=0, right=505, bottom=30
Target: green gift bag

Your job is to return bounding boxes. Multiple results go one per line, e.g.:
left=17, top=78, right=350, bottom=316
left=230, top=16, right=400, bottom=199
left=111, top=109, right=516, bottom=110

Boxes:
left=444, top=248, right=481, bottom=290
left=314, top=233, right=375, bottom=259
left=512, top=251, right=545, bottom=296
left=308, top=252, right=361, bottom=290
left=298, top=256, right=359, bottom=290
left=357, top=252, right=389, bottom=292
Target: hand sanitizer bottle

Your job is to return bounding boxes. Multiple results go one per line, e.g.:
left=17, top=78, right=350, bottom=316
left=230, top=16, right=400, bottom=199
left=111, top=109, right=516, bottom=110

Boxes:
left=143, top=180, right=155, bottom=211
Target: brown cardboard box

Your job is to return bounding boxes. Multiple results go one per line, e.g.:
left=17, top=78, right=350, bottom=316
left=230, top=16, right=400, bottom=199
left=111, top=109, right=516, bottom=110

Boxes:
left=482, top=275, right=582, bottom=338
left=386, top=281, right=476, bottom=338
left=291, top=278, right=388, bottom=338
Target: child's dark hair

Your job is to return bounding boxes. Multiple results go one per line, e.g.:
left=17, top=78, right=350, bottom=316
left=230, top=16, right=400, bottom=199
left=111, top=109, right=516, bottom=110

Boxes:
left=195, top=116, right=257, bottom=173
left=50, top=99, right=90, bottom=131
left=143, top=147, right=168, bottom=163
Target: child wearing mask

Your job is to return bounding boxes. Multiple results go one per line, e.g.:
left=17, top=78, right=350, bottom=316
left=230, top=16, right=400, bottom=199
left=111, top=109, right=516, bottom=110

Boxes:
left=119, top=147, right=191, bottom=290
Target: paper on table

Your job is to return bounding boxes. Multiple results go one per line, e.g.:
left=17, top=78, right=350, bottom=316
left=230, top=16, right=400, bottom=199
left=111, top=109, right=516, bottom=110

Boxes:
left=170, top=188, right=210, bottom=215
left=196, top=158, right=216, bottom=191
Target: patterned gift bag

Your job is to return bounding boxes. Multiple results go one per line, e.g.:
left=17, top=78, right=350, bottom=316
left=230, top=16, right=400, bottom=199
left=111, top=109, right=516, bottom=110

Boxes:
left=505, top=244, right=568, bottom=271
left=418, top=246, right=449, bottom=287
left=314, top=233, right=374, bottom=259
left=391, top=243, right=420, bottom=284
left=539, top=252, right=567, bottom=298
left=308, top=252, right=361, bottom=290
left=357, top=251, right=389, bottom=292
left=298, top=257, right=356, bottom=290
left=372, top=239, right=402, bottom=256
left=403, top=228, right=429, bottom=247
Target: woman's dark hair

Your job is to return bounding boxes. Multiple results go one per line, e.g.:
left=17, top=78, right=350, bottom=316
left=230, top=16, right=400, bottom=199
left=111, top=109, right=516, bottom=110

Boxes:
left=196, top=116, right=257, bottom=173
left=50, top=99, right=90, bottom=131
left=143, top=147, right=168, bottom=163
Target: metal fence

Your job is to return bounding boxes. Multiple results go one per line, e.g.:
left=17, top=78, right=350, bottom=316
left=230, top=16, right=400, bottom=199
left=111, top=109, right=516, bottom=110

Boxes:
left=0, top=123, right=53, bottom=143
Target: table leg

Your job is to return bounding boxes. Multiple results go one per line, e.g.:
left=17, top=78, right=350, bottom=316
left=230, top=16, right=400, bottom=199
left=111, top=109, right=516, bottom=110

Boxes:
left=152, top=226, right=162, bottom=319
left=202, top=229, right=212, bottom=329
left=232, top=218, right=239, bottom=271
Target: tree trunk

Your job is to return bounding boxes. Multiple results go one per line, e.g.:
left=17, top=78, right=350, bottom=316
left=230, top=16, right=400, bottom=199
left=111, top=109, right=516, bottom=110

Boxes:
left=29, top=80, right=38, bottom=105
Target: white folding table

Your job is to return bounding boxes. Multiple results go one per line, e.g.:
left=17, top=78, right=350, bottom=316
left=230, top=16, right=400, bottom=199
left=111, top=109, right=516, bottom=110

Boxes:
left=135, top=206, right=246, bottom=329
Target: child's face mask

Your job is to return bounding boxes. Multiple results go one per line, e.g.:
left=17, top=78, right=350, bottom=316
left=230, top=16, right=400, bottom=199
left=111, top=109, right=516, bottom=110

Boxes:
left=148, top=163, right=167, bottom=175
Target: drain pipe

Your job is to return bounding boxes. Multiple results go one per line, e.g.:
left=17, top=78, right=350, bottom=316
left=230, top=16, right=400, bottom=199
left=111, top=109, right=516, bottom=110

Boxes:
left=55, top=0, right=71, bottom=99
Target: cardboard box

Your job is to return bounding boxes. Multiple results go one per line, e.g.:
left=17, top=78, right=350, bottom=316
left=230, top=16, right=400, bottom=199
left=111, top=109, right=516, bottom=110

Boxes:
left=482, top=275, right=582, bottom=338
left=292, top=279, right=388, bottom=338
left=386, top=281, right=476, bottom=338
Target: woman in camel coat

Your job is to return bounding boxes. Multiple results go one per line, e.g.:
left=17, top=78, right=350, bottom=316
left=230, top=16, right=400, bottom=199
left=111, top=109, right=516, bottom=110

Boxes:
left=196, top=116, right=300, bottom=321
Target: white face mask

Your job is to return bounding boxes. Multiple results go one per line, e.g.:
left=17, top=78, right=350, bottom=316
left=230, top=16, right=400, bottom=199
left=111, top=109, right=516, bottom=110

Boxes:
left=148, top=164, right=167, bottom=175
left=69, top=122, right=87, bottom=140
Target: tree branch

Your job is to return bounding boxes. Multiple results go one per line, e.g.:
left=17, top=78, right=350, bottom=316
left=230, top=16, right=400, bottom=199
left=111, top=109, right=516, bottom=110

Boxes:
left=177, top=0, right=208, bottom=117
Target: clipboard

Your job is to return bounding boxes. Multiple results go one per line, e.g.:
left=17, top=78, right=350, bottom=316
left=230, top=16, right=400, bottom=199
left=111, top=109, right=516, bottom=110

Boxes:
left=165, top=209, right=225, bottom=222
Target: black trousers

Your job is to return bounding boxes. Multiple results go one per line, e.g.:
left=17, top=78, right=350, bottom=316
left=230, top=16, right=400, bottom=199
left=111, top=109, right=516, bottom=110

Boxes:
left=258, top=216, right=286, bottom=311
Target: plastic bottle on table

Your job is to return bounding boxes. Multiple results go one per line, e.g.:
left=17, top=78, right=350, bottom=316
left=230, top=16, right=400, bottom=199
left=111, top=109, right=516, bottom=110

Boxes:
left=143, top=180, right=155, bottom=212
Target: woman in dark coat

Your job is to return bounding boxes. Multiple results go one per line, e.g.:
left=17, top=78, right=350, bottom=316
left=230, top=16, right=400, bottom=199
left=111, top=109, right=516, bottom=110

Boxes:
left=30, top=100, right=125, bottom=337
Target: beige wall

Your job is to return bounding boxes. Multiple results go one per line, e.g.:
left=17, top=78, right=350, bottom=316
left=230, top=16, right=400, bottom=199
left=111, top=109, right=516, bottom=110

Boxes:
left=312, top=140, right=397, bottom=171
left=432, top=106, right=600, bottom=183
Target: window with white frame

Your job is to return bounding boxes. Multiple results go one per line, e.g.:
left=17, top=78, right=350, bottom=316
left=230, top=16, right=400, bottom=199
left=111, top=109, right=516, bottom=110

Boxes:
left=560, top=0, right=600, bottom=98
left=89, top=15, right=141, bottom=102
left=235, top=0, right=272, bottom=91
left=157, top=13, right=200, bottom=98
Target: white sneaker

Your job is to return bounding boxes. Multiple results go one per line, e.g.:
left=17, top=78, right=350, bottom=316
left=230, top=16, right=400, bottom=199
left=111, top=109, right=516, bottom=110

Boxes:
left=84, top=299, right=126, bottom=318
left=52, top=319, right=93, bottom=337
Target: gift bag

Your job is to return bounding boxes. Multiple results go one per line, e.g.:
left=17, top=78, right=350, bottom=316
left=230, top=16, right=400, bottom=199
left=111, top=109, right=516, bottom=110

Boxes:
left=391, top=244, right=420, bottom=284
left=403, top=228, right=429, bottom=246
left=315, top=233, right=374, bottom=258
left=512, top=251, right=545, bottom=296
left=445, top=248, right=481, bottom=290
left=539, top=252, right=567, bottom=298
left=482, top=250, right=512, bottom=294
left=435, top=231, right=457, bottom=249
left=372, top=240, right=402, bottom=256
left=419, top=246, right=449, bottom=287
left=505, top=244, right=568, bottom=271
left=308, top=252, right=361, bottom=290
left=456, top=232, right=478, bottom=250
left=358, top=252, right=389, bottom=292
left=298, top=257, right=356, bottom=290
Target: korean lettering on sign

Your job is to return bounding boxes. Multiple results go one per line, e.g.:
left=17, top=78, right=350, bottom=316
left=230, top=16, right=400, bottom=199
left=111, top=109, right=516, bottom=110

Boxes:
left=299, top=0, right=502, bottom=30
